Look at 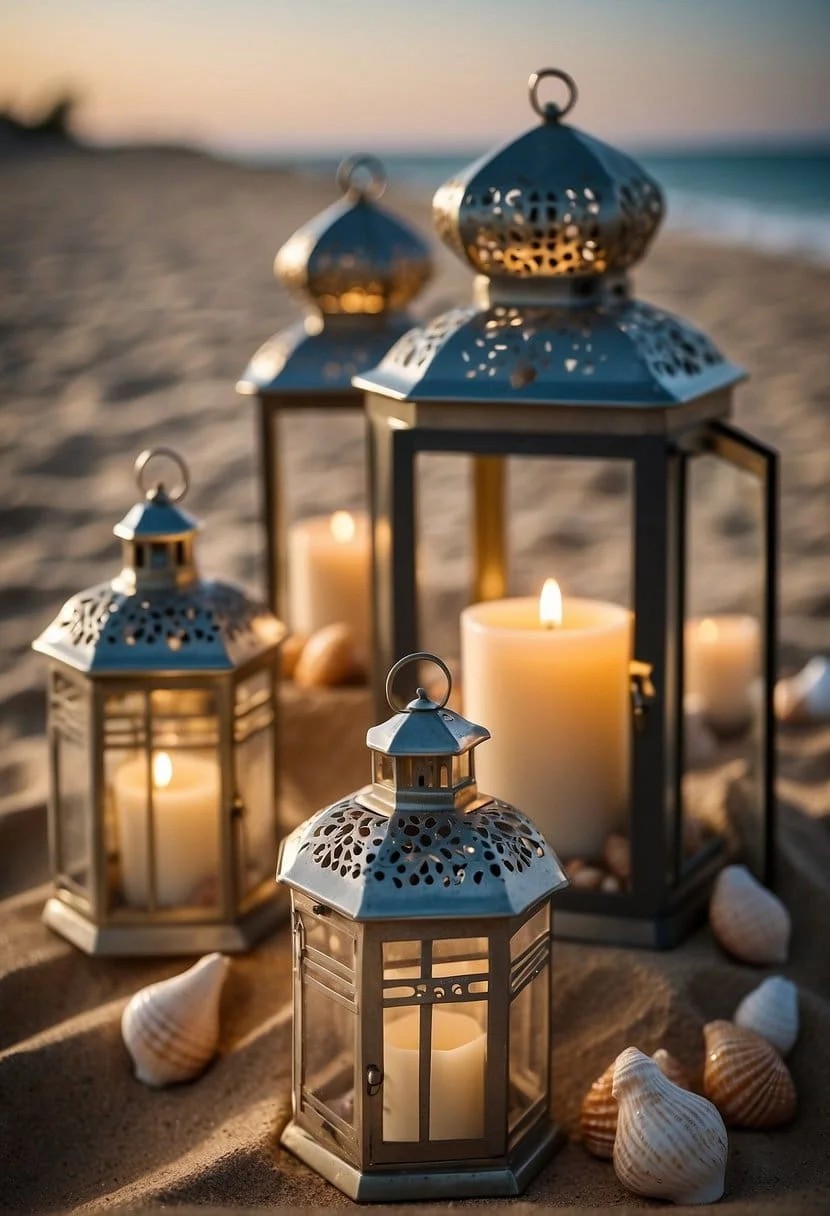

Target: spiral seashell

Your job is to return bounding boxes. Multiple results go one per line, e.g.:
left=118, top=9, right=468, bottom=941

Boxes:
left=702, top=1020, right=796, bottom=1128
left=122, top=952, right=229, bottom=1087
left=734, top=976, right=798, bottom=1056
left=775, top=656, right=830, bottom=724
left=580, top=1050, right=693, bottom=1160
left=709, top=864, right=790, bottom=965
left=612, top=1048, right=727, bottom=1205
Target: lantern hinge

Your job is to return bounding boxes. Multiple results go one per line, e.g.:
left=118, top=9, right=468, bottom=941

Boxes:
left=292, top=910, right=306, bottom=962
left=629, top=660, right=657, bottom=730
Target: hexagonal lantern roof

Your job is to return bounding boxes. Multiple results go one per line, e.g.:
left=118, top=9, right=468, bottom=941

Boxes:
left=33, top=450, right=284, bottom=676
left=355, top=70, right=744, bottom=410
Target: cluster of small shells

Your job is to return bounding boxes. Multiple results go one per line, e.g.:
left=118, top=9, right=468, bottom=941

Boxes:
left=565, top=821, right=711, bottom=894
left=122, top=952, right=229, bottom=1087
left=282, top=623, right=367, bottom=688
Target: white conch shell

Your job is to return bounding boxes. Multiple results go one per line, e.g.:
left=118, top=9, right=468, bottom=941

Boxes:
left=734, top=976, right=798, bottom=1056
left=613, top=1048, right=727, bottom=1205
left=775, top=656, right=830, bottom=724
left=122, top=952, right=229, bottom=1087
left=580, top=1050, right=693, bottom=1160
left=709, top=864, right=790, bottom=965
left=703, top=1020, right=796, bottom=1128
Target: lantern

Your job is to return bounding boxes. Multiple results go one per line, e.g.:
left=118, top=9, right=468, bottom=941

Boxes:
left=236, top=155, right=432, bottom=657
left=33, top=449, right=286, bottom=955
left=355, top=70, right=778, bottom=947
left=278, top=653, right=568, bottom=1201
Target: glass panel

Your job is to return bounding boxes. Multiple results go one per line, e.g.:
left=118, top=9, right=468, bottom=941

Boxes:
left=509, top=970, right=548, bottom=1133
left=234, top=671, right=277, bottom=897
left=510, top=903, right=549, bottom=961
left=682, top=452, right=766, bottom=876
left=51, top=672, right=91, bottom=896
left=104, top=689, right=221, bottom=910
left=305, top=915, right=356, bottom=973
left=383, top=1004, right=420, bottom=1141
left=301, top=974, right=356, bottom=1126
left=429, top=999, right=487, bottom=1140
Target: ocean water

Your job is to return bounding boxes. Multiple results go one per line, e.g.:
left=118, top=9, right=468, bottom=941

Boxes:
left=261, top=146, right=830, bottom=266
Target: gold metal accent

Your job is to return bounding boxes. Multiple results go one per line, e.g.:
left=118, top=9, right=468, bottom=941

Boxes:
left=473, top=456, right=507, bottom=601
left=629, top=660, right=657, bottom=730
left=528, top=67, right=578, bottom=122
left=134, top=447, right=190, bottom=503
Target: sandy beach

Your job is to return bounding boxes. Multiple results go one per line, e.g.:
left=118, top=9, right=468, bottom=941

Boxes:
left=1, top=146, right=829, bottom=1214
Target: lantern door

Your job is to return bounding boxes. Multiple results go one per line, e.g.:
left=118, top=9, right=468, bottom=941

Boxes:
left=48, top=667, right=95, bottom=912
left=364, top=929, right=499, bottom=1167
left=677, top=421, right=777, bottom=888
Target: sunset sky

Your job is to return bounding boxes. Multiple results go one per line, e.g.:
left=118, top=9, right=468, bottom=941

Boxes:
left=3, top=0, right=828, bottom=153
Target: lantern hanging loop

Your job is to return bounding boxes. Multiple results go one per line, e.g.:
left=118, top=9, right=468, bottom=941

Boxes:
left=336, top=153, right=387, bottom=201
left=528, top=67, right=578, bottom=123
left=134, top=447, right=190, bottom=503
left=385, top=651, right=452, bottom=713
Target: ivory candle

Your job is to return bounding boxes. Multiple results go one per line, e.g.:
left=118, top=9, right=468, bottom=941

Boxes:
left=685, top=615, right=760, bottom=733
left=461, top=582, right=631, bottom=858
left=114, top=750, right=220, bottom=906
left=288, top=510, right=371, bottom=658
left=383, top=1008, right=486, bottom=1142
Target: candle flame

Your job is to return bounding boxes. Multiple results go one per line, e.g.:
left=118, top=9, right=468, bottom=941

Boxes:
left=153, top=751, right=173, bottom=789
left=539, top=578, right=563, bottom=628
left=330, top=510, right=356, bottom=544
left=699, top=617, right=719, bottom=643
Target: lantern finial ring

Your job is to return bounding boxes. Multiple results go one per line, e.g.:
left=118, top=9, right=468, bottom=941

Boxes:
left=337, top=154, right=387, bottom=201
left=386, top=652, right=452, bottom=714
left=528, top=68, right=578, bottom=123
left=134, top=447, right=190, bottom=503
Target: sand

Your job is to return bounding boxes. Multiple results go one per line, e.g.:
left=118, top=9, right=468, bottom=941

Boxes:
left=0, top=146, right=829, bottom=1214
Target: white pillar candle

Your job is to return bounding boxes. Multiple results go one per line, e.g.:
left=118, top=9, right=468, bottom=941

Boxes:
left=114, top=750, right=220, bottom=907
left=383, top=1008, right=486, bottom=1142
left=287, top=510, right=371, bottom=659
left=461, top=582, right=631, bottom=858
left=685, top=615, right=760, bottom=733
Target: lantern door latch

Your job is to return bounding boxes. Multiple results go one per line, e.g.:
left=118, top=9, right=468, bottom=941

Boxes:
left=629, top=660, right=656, bottom=730
left=365, top=1065, right=384, bottom=1096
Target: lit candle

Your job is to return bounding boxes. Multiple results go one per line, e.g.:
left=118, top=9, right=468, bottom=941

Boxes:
left=383, top=1008, right=486, bottom=1142
left=461, top=580, right=631, bottom=857
left=113, top=750, right=220, bottom=906
left=685, top=615, right=760, bottom=733
left=288, top=510, right=371, bottom=658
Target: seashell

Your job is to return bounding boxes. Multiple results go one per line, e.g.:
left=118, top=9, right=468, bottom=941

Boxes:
left=600, top=873, right=622, bottom=894
left=775, top=656, right=830, bottom=724
left=684, top=693, right=719, bottom=765
left=602, top=832, right=631, bottom=882
left=564, top=856, right=587, bottom=879
left=734, top=976, right=798, bottom=1056
left=709, top=864, right=790, bottom=965
left=569, top=864, right=605, bottom=891
left=122, top=952, right=229, bottom=1087
left=702, top=1020, right=796, bottom=1128
left=281, top=632, right=308, bottom=680
left=580, top=1050, right=692, bottom=1160
left=613, top=1047, right=727, bottom=1205
left=293, top=623, right=364, bottom=688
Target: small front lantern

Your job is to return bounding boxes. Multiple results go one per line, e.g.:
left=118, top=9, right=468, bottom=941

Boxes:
left=33, top=449, right=286, bottom=955
left=356, top=69, right=778, bottom=948
left=236, top=156, right=432, bottom=660
left=278, top=653, right=568, bottom=1201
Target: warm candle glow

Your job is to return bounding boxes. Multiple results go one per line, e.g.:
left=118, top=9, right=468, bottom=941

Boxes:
left=699, top=617, right=719, bottom=643
left=153, top=751, right=173, bottom=790
left=330, top=510, right=356, bottom=544
left=539, top=579, right=563, bottom=629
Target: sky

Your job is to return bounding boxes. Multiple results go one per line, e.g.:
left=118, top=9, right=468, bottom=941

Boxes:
left=2, top=0, right=828, bottom=153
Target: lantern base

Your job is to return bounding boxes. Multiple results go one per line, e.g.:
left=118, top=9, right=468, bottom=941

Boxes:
left=280, top=1117, right=563, bottom=1201
left=42, top=892, right=288, bottom=956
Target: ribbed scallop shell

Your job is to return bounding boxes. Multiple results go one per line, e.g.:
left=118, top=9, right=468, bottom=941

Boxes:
left=709, top=864, right=790, bottom=965
left=703, top=1020, right=796, bottom=1128
left=734, top=976, right=799, bottom=1056
left=580, top=1050, right=692, bottom=1160
left=612, top=1048, right=727, bottom=1205
left=122, top=952, right=229, bottom=1087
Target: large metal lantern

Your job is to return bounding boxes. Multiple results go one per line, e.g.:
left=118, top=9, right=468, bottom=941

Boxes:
left=237, top=156, right=432, bottom=650
left=355, top=70, right=778, bottom=948
left=33, top=449, right=286, bottom=956
left=278, top=653, right=568, bottom=1201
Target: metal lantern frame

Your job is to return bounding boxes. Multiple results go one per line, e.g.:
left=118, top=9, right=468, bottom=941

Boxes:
left=278, top=654, right=568, bottom=1201
left=355, top=71, right=778, bottom=949
left=236, top=155, right=432, bottom=621
left=33, top=450, right=287, bottom=956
